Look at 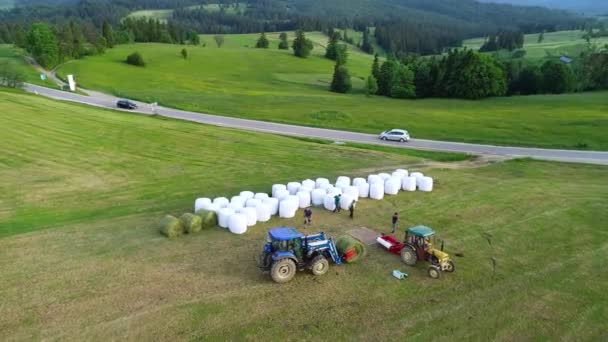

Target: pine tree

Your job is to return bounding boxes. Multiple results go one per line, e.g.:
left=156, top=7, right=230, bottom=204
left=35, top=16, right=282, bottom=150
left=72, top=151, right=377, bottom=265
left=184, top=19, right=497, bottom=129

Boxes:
left=365, top=75, right=378, bottom=96
left=325, top=31, right=340, bottom=60
left=256, top=32, right=269, bottom=48
left=26, top=23, right=59, bottom=68
left=361, top=28, right=374, bottom=54
left=330, top=62, right=352, bottom=93
left=102, top=20, right=114, bottom=48
left=292, top=29, right=313, bottom=58
left=278, top=32, right=289, bottom=50
left=371, top=54, right=381, bottom=81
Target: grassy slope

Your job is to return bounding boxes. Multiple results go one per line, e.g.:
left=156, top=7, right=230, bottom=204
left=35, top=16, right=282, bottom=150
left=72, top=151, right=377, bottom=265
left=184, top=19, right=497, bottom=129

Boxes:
left=0, top=45, right=57, bottom=87
left=127, top=3, right=247, bottom=21
left=57, top=34, right=608, bottom=150
left=1, top=89, right=607, bottom=340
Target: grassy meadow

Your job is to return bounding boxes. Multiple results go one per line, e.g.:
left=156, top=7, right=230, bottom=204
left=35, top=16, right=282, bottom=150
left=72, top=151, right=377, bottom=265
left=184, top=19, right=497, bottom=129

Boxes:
left=56, top=34, right=608, bottom=150
left=127, top=3, right=247, bottom=22
left=1, top=89, right=607, bottom=340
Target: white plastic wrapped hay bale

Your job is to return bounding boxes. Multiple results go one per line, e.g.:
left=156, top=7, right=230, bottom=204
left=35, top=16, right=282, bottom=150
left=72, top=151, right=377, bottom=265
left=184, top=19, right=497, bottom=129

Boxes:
left=231, top=196, right=245, bottom=206
left=315, top=178, right=330, bottom=188
left=205, top=203, right=221, bottom=213
left=285, top=195, right=299, bottom=205
left=410, top=172, right=425, bottom=188
left=238, top=207, right=257, bottom=226
left=357, top=182, right=370, bottom=198
left=311, top=189, right=325, bottom=207
left=336, top=176, right=351, bottom=187
left=255, top=203, right=272, bottom=222
left=385, top=178, right=400, bottom=195
left=254, top=192, right=269, bottom=200
left=297, top=191, right=311, bottom=208
left=240, top=191, right=254, bottom=200
left=228, top=214, right=247, bottom=235
left=279, top=199, right=298, bottom=218
left=228, top=202, right=243, bottom=211
left=392, top=172, right=406, bottom=182
left=318, top=183, right=332, bottom=192
left=273, top=188, right=290, bottom=200
left=287, top=182, right=302, bottom=195
left=263, top=197, right=279, bottom=216
left=327, top=187, right=342, bottom=196
left=323, top=194, right=337, bottom=211
left=272, top=184, right=286, bottom=198
left=402, top=176, right=417, bottom=191
left=379, top=173, right=391, bottom=180
left=418, top=177, right=434, bottom=192
left=299, top=186, right=313, bottom=194
left=353, top=177, right=366, bottom=186
left=340, top=194, right=354, bottom=210
left=396, top=168, right=408, bottom=174
left=369, top=183, right=384, bottom=200
left=345, top=186, right=359, bottom=200
left=246, top=198, right=262, bottom=208
left=194, top=198, right=212, bottom=212
left=213, top=197, right=229, bottom=208
left=302, top=179, right=316, bottom=190
left=368, top=174, right=382, bottom=185
left=218, top=208, right=236, bottom=228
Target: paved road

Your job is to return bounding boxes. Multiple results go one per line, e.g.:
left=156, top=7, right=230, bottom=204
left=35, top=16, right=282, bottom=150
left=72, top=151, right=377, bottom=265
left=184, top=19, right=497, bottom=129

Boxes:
left=24, top=83, right=608, bottom=166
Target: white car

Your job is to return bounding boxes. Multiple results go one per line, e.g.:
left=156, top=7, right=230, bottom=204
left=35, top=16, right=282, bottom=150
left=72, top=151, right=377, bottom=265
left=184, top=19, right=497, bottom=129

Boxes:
left=379, top=129, right=410, bottom=142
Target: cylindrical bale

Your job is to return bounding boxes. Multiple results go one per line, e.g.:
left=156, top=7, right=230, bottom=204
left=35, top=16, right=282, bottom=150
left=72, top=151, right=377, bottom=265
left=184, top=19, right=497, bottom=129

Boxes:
left=327, top=187, right=342, bottom=196
left=315, top=178, right=330, bottom=188
left=273, top=188, right=290, bottom=200
left=335, top=235, right=366, bottom=263
left=385, top=178, right=400, bottom=195
left=297, top=191, right=311, bottom=208
left=272, top=184, right=287, bottom=198
left=228, top=202, right=243, bottom=211
left=255, top=203, right=272, bottom=222
left=391, top=172, right=405, bottom=182
left=337, top=184, right=350, bottom=193
left=205, top=203, right=221, bottom=213
left=323, top=194, right=337, bottom=211
left=336, top=176, right=351, bottom=186
left=228, top=214, right=247, bottom=235
left=285, top=195, right=299, bottom=206
left=213, top=197, right=229, bottom=208
left=402, top=176, right=416, bottom=191
left=318, top=183, right=333, bottom=192
left=194, top=198, right=212, bottom=212
left=180, top=213, right=202, bottom=234
left=418, top=177, right=434, bottom=192
left=246, top=198, right=262, bottom=208
left=240, top=191, right=254, bottom=200
left=218, top=208, right=236, bottom=228
left=395, top=168, right=408, bottom=175
left=410, top=172, right=424, bottom=188
left=231, top=196, right=246, bottom=206
left=195, top=209, right=218, bottom=228
left=159, top=215, right=184, bottom=239
left=287, top=182, right=302, bottom=195
left=299, top=186, right=313, bottom=193
left=357, top=183, right=370, bottom=198
left=263, top=197, right=279, bottom=216
left=254, top=192, right=269, bottom=200
left=353, top=177, right=366, bottom=186
left=340, top=194, right=354, bottom=210
left=379, top=173, right=391, bottom=180
left=368, top=174, right=382, bottom=185
left=345, top=186, right=359, bottom=200
left=302, top=179, right=316, bottom=190
left=311, top=189, right=325, bottom=207
left=279, top=200, right=298, bottom=218
left=369, top=183, right=384, bottom=200
left=238, top=207, right=257, bottom=226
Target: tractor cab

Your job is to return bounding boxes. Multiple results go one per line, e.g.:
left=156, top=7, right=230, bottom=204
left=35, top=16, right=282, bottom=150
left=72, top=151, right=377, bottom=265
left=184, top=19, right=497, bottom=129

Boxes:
left=401, top=225, right=455, bottom=279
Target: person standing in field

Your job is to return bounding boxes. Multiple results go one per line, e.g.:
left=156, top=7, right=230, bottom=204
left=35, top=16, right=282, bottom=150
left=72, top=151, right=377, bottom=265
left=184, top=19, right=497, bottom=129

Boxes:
left=391, top=212, right=399, bottom=233
left=333, top=194, right=341, bottom=213
left=304, top=207, right=312, bottom=225
left=349, top=200, right=356, bottom=219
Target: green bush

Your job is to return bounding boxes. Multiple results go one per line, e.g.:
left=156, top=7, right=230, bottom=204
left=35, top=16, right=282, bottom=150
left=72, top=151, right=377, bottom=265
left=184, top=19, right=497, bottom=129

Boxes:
left=126, top=52, right=145, bottom=67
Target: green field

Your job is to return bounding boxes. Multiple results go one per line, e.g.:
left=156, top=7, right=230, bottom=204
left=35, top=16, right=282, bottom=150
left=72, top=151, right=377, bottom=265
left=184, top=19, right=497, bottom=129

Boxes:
left=1, top=89, right=607, bottom=340
left=56, top=34, right=608, bottom=150
left=464, top=30, right=608, bottom=63
left=0, top=45, right=57, bottom=87
left=127, top=3, right=247, bottom=22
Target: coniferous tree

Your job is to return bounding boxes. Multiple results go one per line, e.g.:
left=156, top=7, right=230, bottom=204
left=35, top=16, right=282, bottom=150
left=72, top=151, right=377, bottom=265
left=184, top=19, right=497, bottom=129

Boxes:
left=256, top=32, right=269, bottom=48
left=390, top=65, right=416, bottom=99
left=214, top=35, right=224, bottom=48
left=325, top=31, right=341, bottom=60
left=330, top=63, right=352, bottom=93
left=181, top=48, right=188, bottom=59
left=292, top=29, right=313, bottom=58
left=377, top=59, right=398, bottom=96
left=102, top=20, right=114, bottom=48
left=371, top=54, right=381, bottom=82
left=541, top=60, right=574, bottom=94
left=278, top=32, right=289, bottom=50
left=365, top=75, right=378, bottom=96
left=361, top=28, right=374, bottom=54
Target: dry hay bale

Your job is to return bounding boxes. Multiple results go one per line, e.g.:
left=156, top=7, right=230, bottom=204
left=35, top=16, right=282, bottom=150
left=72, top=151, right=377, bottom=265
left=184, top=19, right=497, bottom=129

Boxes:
left=159, top=215, right=184, bottom=239
left=195, top=209, right=218, bottom=229
left=335, top=235, right=366, bottom=263
left=180, top=213, right=202, bottom=234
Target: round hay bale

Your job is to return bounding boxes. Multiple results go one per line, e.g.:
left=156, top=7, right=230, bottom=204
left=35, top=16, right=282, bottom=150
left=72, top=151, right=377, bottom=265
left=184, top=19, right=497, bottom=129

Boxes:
left=302, top=179, right=316, bottom=190
left=327, top=187, right=342, bottom=196
left=180, top=213, right=202, bottom=234
left=213, top=197, right=229, bottom=208
left=228, top=202, right=243, bottom=211
left=418, top=177, right=434, bottom=192
left=159, top=215, right=184, bottom=239
left=287, top=182, right=302, bottom=195
left=353, top=177, right=366, bottom=186
left=395, top=168, right=408, bottom=175
left=402, top=176, right=416, bottom=192
left=410, top=172, right=424, bottom=188
left=272, top=184, right=286, bottom=198
left=299, top=186, right=313, bottom=193
left=385, top=178, right=400, bottom=195
left=218, top=208, right=236, bottom=228
left=323, top=194, right=337, bottom=211
left=195, top=209, right=217, bottom=228
left=368, top=174, right=382, bottom=185
left=228, top=214, right=247, bottom=235
left=318, top=183, right=332, bottom=192
left=315, top=178, right=330, bottom=188
left=369, top=183, right=384, bottom=200
left=340, top=194, right=354, bottom=210
left=263, top=197, right=279, bottom=216
left=240, top=191, right=255, bottom=200
left=311, top=189, right=325, bottom=207
left=254, top=192, right=269, bottom=200
left=345, top=186, right=359, bottom=200
left=357, top=182, right=370, bottom=198
left=194, top=198, right=212, bottom=212
left=246, top=198, right=262, bottom=208
left=238, top=207, right=257, bottom=226
left=297, top=191, right=311, bottom=208
left=379, top=173, right=391, bottom=180
left=336, top=176, right=351, bottom=187
left=273, top=188, right=290, bottom=200
left=231, top=196, right=246, bottom=206
left=279, top=199, right=298, bottom=218
left=255, top=203, right=272, bottom=222
left=335, top=235, right=366, bottom=263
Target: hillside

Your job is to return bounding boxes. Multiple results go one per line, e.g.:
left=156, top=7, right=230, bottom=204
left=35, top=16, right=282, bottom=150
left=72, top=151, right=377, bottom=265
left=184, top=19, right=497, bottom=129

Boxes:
left=477, top=0, right=608, bottom=14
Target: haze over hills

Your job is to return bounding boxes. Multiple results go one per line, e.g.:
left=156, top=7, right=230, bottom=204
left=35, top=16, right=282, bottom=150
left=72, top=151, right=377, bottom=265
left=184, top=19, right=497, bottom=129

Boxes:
left=477, top=0, right=608, bottom=14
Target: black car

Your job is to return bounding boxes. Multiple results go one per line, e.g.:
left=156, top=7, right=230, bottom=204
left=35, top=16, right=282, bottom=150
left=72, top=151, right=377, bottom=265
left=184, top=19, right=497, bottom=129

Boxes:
left=116, top=100, right=137, bottom=110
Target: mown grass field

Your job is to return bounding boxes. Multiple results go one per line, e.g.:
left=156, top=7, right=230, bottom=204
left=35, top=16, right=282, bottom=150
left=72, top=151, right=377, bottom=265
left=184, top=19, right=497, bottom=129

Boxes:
left=1, top=89, right=607, bottom=340
left=464, top=30, right=608, bottom=63
left=0, top=45, right=57, bottom=87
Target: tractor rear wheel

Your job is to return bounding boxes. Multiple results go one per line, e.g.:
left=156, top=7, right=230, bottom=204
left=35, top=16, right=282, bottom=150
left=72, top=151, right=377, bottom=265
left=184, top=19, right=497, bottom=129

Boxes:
left=271, top=258, right=297, bottom=283
left=445, top=261, right=455, bottom=273
left=310, top=255, right=329, bottom=276
left=400, top=246, right=417, bottom=266
left=428, top=265, right=442, bottom=279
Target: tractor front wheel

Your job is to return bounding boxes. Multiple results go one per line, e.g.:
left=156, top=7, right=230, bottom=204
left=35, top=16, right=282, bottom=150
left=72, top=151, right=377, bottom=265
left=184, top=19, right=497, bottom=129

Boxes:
left=444, top=261, right=455, bottom=273
left=428, top=265, right=442, bottom=279
left=271, top=258, right=297, bottom=283
left=310, top=255, right=329, bottom=276
left=400, top=246, right=417, bottom=266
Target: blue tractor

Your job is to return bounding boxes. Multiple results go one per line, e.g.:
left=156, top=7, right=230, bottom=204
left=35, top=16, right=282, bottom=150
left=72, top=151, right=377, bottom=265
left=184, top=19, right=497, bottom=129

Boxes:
left=259, top=227, right=343, bottom=283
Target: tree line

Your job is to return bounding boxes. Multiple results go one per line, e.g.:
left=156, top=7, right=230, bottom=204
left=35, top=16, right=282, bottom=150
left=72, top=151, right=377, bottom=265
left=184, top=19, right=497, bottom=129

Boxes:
left=479, top=31, right=525, bottom=52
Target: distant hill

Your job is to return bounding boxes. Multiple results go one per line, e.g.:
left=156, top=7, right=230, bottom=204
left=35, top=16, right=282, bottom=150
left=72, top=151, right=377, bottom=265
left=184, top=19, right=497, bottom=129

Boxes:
left=477, top=0, right=608, bottom=14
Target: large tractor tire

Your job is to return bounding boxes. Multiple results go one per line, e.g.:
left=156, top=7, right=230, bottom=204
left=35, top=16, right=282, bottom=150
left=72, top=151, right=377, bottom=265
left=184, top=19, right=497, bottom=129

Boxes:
left=271, top=258, right=297, bottom=284
left=400, top=246, right=418, bottom=266
left=428, top=265, right=442, bottom=279
left=444, top=261, right=455, bottom=273
left=309, top=255, right=329, bottom=276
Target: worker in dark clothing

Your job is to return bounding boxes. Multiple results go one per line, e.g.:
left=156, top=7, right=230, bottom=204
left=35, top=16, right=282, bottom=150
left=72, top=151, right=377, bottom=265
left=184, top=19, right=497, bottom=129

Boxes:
left=349, top=200, right=356, bottom=219
left=391, top=212, right=399, bottom=233
left=333, top=194, right=341, bottom=213
left=304, top=207, right=312, bottom=225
